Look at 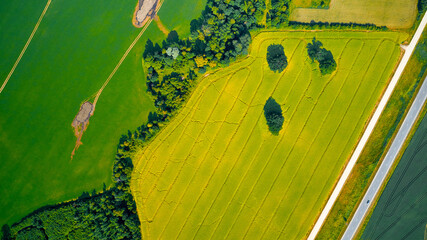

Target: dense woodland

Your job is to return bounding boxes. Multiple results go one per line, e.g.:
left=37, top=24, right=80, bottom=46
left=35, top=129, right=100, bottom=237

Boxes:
left=5, top=0, right=426, bottom=239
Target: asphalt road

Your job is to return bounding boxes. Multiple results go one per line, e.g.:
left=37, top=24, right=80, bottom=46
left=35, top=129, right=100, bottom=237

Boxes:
left=307, top=12, right=427, bottom=240
left=341, top=73, right=427, bottom=240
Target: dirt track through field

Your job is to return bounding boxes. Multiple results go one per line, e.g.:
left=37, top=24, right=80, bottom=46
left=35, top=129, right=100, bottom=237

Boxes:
left=69, top=19, right=153, bottom=159
left=92, top=0, right=164, bottom=109
left=70, top=0, right=164, bottom=158
left=0, top=0, right=51, bottom=95
left=92, top=18, right=153, bottom=109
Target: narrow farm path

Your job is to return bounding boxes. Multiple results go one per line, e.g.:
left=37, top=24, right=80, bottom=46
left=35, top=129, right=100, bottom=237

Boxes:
left=71, top=0, right=165, bottom=158
left=0, top=0, right=51, bottom=95
left=92, top=18, right=153, bottom=109
left=92, top=0, right=165, bottom=109
left=307, top=11, right=427, bottom=240
left=70, top=18, right=153, bottom=159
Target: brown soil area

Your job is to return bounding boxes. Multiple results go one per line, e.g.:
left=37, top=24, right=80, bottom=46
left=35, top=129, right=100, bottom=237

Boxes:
left=71, top=102, right=93, bottom=160
left=132, top=0, right=160, bottom=28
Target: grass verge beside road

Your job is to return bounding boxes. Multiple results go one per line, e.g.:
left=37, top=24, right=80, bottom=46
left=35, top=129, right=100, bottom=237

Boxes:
left=316, top=30, right=427, bottom=240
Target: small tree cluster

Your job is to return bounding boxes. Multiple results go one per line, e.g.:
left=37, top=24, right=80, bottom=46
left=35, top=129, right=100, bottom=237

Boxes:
left=264, top=97, right=284, bottom=135
left=307, top=37, right=337, bottom=74
left=267, top=44, right=288, bottom=73
left=266, top=0, right=291, bottom=28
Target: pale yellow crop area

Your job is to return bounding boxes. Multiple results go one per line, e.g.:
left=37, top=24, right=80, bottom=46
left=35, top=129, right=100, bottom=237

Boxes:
left=290, top=0, right=418, bottom=29
left=131, top=31, right=405, bottom=239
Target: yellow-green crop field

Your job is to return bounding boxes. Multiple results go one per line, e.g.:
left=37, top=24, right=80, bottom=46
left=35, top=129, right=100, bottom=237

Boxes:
left=131, top=31, right=405, bottom=239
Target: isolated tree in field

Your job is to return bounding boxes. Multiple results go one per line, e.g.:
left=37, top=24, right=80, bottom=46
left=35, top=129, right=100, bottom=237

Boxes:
left=307, top=37, right=323, bottom=61
left=306, top=37, right=337, bottom=74
left=267, top=44, right=288, bottom=73
left=264, top=97, right=284, bottom=135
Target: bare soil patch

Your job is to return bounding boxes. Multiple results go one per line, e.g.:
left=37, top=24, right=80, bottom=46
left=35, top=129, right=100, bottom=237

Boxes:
left=71, top=101, right=93, bottom=160
left=132, top=0, right=159, bottom=28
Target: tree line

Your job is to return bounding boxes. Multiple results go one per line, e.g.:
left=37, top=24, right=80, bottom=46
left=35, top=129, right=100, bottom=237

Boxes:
left=143, top=0, right=291, bottom=117
left=2, top=139, right=143, bottom=239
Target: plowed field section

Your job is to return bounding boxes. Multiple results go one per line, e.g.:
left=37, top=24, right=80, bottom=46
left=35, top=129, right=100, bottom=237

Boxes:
left=131, top=31, right=403, bottom=239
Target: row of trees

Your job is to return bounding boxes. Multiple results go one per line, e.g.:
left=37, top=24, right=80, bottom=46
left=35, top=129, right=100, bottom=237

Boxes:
left=266, top=0, right=291, bottom=28
left=288, top=20, right=387, bottom=30
left=4, top=187, right=141, bottom=240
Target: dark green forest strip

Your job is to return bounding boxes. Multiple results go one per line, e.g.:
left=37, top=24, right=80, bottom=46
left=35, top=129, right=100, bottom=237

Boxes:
left=316, top=28, right=427, bottom=240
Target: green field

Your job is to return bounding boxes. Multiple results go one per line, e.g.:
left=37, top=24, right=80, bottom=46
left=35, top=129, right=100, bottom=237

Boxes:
left=131, top=30, right=404, bottom=239
left=361, top=113, right=427, bottom=240
left=0, top=0, right=46, bottom=83
left=290, top=0, right=417, bottom=29
left=0, top=0, right=204, bottom=226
